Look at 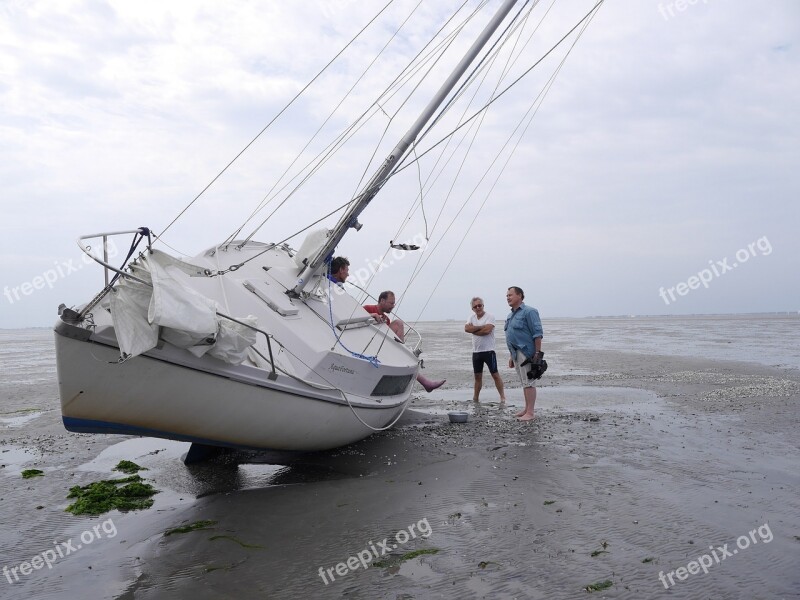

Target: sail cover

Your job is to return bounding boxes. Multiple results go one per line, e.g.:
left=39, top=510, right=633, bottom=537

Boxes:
left=109, top=250, right=257, bottom=364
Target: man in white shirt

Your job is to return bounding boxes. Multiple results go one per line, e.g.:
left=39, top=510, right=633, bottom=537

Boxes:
left=464, top=297, right=506, bottom=405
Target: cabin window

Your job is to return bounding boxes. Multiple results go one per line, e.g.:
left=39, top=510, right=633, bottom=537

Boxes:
left=371, top=374, right=414, bottom=397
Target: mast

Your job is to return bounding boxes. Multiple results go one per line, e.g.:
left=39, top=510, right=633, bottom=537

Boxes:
left=291, top=0, right=519, bottom=295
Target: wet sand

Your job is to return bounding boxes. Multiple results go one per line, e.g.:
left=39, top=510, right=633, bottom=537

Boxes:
left=1, top=332, right=799, bottom=599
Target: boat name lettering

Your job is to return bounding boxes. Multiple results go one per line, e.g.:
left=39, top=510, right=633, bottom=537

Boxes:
left=329, top=363, right=355, bottom=375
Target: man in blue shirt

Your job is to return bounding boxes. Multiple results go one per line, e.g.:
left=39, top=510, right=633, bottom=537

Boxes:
left=504, top=286, right=543, bottom=421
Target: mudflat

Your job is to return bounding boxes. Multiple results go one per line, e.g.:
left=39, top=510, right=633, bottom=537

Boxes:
left=1, top=326, right=798, bottom=599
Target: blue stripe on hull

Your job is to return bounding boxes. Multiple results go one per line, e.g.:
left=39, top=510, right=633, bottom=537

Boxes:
left=62, top=416, right=278, bottom=452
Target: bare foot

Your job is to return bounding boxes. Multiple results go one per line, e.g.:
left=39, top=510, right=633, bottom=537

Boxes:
left=514, top=408, right=526, bottom=417
left=517, top=413, right=536, bottom=421
left=423, top=381, right=445, bottom=393
left=473, top=398, right=480, bottom=403
left=418, top=376, right=446, bottom=393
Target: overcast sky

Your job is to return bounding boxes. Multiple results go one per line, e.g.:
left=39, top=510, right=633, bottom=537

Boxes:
left=1, top=0, right=798, bottom=328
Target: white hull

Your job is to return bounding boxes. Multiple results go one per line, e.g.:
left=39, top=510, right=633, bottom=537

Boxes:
left=55, top=325, right=409, bottom=452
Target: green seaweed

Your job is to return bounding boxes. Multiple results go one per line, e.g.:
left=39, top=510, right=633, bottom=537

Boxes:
left=204, top=564, right=235, bottom=573
left=585, top=580, right=613, bottom=592
left=401, top=548, right=439, bottom=561
left=208, top=535, right=263, bottom=549
left=114, top=460, right=147, bottom=474
left=373, top=548, right=439, bottom=568
left=642, top=557, right=655, bottom=563
left=22, top=469, right=44, bottom=479
left=65, top=474, right=158, bottom=515
left=590, top=550, right=607, bottom=557
left=543, top=500, right=556, bottom=505
left=4, top=408, right=40, bottom=415
left=164, top=520, right=218, bottom=536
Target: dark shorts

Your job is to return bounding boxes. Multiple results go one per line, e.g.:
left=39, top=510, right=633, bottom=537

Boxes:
left=472, top=350, right=498, bottom=374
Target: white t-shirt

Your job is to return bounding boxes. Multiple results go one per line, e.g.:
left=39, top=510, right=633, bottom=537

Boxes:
left=467, top=312, right=496, bottom=353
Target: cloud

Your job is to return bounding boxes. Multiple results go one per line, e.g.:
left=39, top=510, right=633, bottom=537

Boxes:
left=1, top=0, right=798, bottom=327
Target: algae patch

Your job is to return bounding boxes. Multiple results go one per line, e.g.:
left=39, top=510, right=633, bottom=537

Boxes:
left=114, top=460, right=147, bottom=474
left=66, top=474, right=158, bottom=515
left=22, top=469, right=44, bottom=479
left=165, top=520, right=218, bottom=537
left=373, top=548, right=439, bottom=568
left=208, top=535, right=264, bottom=549
left=585, top=580, right=613, bottom=592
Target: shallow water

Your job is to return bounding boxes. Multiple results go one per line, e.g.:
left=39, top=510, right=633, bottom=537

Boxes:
left=412, top=313, right=800, bottom=372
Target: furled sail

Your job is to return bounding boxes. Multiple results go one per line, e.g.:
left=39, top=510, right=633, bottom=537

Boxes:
left=109, top=250, right=257, bottom=364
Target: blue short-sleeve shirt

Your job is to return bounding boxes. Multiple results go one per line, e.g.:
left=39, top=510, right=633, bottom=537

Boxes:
left=504, top=303, right=543, bottom=359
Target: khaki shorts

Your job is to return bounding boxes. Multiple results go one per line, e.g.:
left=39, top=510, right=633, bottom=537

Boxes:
left=513, top=350, right=536, bottom=388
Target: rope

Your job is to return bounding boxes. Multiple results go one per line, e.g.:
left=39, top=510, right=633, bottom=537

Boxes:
left=324, top=262, right=381, bottom=368
left=413, top=1, right=603, bottom=320
left=234, top=0, right=484, bottom=248
left=154, top=0, right=397, bottom=245
left=393, top=0, right=605, bottom=176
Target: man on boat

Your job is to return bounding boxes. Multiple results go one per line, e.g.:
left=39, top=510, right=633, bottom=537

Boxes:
left=505, top=286, right=543, bottom=421
left=329, top=256, right=350, bottom=285
left=364, top=291, right=445, bottom=393
left=465, top=296, right=506, bottom=406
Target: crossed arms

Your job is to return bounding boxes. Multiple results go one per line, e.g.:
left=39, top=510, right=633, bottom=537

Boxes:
left=465, top=322, right=494, bottom=336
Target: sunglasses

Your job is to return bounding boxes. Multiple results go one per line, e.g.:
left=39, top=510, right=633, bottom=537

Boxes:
left=472, top=304, right=483, bottom=309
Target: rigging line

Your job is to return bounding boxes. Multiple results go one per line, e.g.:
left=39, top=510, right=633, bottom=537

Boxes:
left=398, top=0, right=548, bottom=237
left=235, top=1, right=479, bottom=245
left=316, top=4, right=535, bottom=310
left=392, top=45, right=509, bottom=322
left=360, top=0, right=488, bottom=114
left=391, top=2, right=532, bottom=247
left=222, top=2, right=570, bottom=276
left=153, top=0, right=396, bottom=246
left=413, top=147, right=429, bottom=239
left=369, top=12, right=515, bottom=250
left=345, top=5, right=481, bottom=205
left=413, top=0, right=533, bottom=151
left=151, top=235, right=190, bottom=258
left=213, top=200, right=352, bottom=275
left=413, top=5, right=601, bottom=321
left=393, top=0, right=605, bottom=177
left=408, top=56, right=570, bottom=292
left=389, top=0, right=539, bottom=249
left=239, top=5, right=474, bottom=248
left=253, top=1, right=483, bottom=255
left=237, top=107, right=386, bottom=246
left=408, top=64, right=557, bottom=295
left=227, top=0, right=428, bottom=246
left=397, top=0, right=540, bottom=184
left=423, top=2, right=533, bottom=235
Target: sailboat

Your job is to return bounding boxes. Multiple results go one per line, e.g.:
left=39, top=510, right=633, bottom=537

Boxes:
left=54, top=0, right=603, bottom=458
